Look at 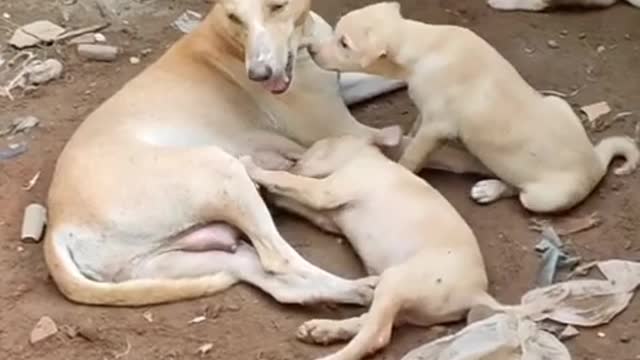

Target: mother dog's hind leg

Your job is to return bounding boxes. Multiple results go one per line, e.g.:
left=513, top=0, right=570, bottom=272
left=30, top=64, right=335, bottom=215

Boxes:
left=339, top=73, right=406, bottom=106
left=131, top=243, right=374, bottom=305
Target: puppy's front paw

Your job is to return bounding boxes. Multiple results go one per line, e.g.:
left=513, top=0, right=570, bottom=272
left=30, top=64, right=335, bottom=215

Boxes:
left=470, top=179, right=513, bottom=204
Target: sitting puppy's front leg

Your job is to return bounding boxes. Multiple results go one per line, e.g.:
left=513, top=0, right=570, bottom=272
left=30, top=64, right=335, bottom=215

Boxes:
left=240, top=156, right=350, bottom=211
left=399, top=120, right=454, bottom=172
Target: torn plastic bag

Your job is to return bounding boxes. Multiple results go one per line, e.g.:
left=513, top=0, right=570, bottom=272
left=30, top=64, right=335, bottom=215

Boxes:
left=520, top=260, right=640, bottom=327
left=401, top=313, right=570, bottom=360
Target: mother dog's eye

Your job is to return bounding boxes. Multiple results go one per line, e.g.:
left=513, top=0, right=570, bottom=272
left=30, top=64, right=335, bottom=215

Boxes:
left=339, top=37, right=350, bottom=49
left=228, top=13, right=243, bottom=25
left=270, top=2, right=287, bottom=13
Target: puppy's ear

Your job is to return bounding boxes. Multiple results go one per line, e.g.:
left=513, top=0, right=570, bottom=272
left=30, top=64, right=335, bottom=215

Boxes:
left=372, top=125, right=403, bottom=148
left=358, top=29, right=387, bottom=68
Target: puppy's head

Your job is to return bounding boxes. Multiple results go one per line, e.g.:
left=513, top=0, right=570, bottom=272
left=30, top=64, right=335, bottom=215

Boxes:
left=291, top=125, right=403, bottom=177
left=215, top=0, right=313, bottom=94
left=308, top=2, right=402, bottom=74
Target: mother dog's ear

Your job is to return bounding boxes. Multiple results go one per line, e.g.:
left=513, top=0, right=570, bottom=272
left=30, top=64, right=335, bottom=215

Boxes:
left=372, top=125, right=403, bottom=148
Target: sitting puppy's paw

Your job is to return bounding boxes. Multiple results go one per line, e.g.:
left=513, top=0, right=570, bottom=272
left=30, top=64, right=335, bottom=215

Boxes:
left=470, top=179, right=512, bottom=204
left=297, top=319, right=357, bottom=345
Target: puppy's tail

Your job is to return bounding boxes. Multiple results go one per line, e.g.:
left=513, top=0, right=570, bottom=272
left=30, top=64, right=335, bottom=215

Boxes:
left=594, top=136, right=640, bottom=176
left=44, top=230, right=238, bottom=306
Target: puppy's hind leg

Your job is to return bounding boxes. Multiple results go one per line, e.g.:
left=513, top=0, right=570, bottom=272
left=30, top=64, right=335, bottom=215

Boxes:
left=314, top=270, right=403, bottom=360
left=518, top=178, right=588, bottom=213
left=339, top=72, right=406, bottom=106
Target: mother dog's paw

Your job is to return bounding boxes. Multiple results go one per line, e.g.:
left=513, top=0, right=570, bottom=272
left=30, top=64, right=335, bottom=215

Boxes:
left=470, top=179, right=513, bottom=204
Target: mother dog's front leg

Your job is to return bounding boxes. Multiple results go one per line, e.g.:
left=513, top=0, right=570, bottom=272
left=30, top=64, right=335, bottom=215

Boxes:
left=339, top=73, right=406, bottom=106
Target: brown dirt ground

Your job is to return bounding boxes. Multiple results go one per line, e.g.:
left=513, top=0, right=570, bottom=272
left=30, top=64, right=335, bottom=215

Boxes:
left=1, top=0, right=639, bottom=359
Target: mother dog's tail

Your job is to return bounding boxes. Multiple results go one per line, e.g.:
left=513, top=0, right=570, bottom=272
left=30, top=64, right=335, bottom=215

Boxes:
left=44, top=231, right=238, bottom=306
left=595, top=136, right=640, bottom=176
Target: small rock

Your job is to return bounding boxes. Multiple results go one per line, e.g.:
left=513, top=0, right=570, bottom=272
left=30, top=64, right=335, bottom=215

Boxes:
left=560, top=29, right=569, bottom=36
left=30, top=316, right=58, bottom=344
left=2, top=12, right=10, bottom=19
left=578, top=32, right=587, bottom=40
left=597, top=45, right=606, bottom=54
left=77, top=44, right=119, bottom=62
left=597, top=331, right=606, bottom=338
left=620, top=333, right=632, bottom=343
left=94, top=33, right=106, bottom=42
left=142, top=311, right=154, bottom=323
left=225, top=303, right=241, bottom=312
left=625, top=33, right=631, bottom=40
left=188, top=315, right=207, bottom=324
left=197, top=343, right=213, bottom=356
left=68, top=33, right=96, bottom=45
left=547, top=40, right=559, bottom=49
left=129, top=56, right=140, bottom=65
left=10, top=20, right=66, bottom=48
left=140, top=48, right=153, bottom=57
left=60, top=324, right=79, bottom=338
left=24, top=59, right=63, bottom=85
left=559, top=325, right=580, bottom=340
left=524, top=47, right=535, bottom=54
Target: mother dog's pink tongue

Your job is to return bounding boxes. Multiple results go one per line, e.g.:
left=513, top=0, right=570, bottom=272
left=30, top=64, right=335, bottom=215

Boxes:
left=263, top=76, right=289, bottom=94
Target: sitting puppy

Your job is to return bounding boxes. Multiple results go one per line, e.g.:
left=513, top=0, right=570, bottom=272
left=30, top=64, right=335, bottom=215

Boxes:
left=487, top=0, right=640, bottom=12
left=240, top=126, right=506, bottom=360
left=308, top=2, right=640, bottom=214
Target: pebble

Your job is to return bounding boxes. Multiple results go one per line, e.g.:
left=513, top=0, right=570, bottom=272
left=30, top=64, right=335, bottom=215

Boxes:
left=560, top=29, right=569, bottom=36
left=30, top=316, right=58, bottom=344
left=94, top=33, right=106, bottom=42
left=597, top=331, right=606, bottom=338
left=547, top=40, right=559, bottom=49
left=77, top=44, right=119, bottom=62
left=129, top=56, right=141, bottom=65
left=578, top=32, right=587, bottom=39
left=625, top=33, right=632, bottom=40
left=197, top=343, right=213, bottom=356
left=620, top=333, right=632, bottom=343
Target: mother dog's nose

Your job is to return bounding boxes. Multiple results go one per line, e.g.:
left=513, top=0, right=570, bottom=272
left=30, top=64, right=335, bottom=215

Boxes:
left=248, top=63, right=273, bottom=81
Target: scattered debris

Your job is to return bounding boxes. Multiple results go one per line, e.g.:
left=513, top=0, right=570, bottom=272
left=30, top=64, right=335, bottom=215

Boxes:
left=0, top=142, right=28, bottom=160
left=10, top=20, right=66, bottom=49
left=55, top=22, right=109, bottom=42
left=24, top=59, right=63, bottom=85
left=21, top=203, right=47, bottom=243
left=559, top=325, right=580, bottom=340
left=189, top=315, right=207, bottom=324
left=529, top=212, right=602, bottom=236
left=129, top=56, right=140, bottom=65
left=197, top=343, right=214, bottom=356
left=23, top=171, right=41, bottom=191
left=593, top=111, right=634, bottom=132
left=30, top=316, right=58, bottom=344
left=547, top=39, right=560, bottom=49
left=534, top=226, right=580, bottom=286
left=173, top=10, right=203, bottom=34
left=77, top=44, right=119, bottom=62
left=0, top=115, right=40, bottom=136
left=580, top=101, right=611, bottom=126
left=401, top=313, right=570, bottom=360
left=142, top=311, right=154, bottom=323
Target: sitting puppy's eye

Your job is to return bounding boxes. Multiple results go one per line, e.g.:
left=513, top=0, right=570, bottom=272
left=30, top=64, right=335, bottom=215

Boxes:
left=339, top=37, right=350, bottom=49
left=228, top=13, right=243, bottom=25
left=270, top=2, right=287, bottom=13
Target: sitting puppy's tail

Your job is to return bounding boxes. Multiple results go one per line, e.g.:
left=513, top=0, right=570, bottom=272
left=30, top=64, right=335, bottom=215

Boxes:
left=595, top=136, right=640, bottom=176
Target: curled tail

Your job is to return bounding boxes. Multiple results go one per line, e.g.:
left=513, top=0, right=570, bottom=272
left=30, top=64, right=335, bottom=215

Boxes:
left=44, top=232, right=238, bottom=306
left=595, top=136, right=640, bottom=176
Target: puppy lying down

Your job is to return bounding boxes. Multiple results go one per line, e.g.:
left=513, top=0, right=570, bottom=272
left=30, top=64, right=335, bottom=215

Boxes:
left=309, top=2, right=640, bottom=214
left=241, top=126, right=506, bottom=360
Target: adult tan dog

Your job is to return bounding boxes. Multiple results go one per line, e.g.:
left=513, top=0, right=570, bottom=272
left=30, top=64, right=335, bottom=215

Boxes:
left=487, top=0, right=640, bottom=11
left=240, top=127, right=504, bottom=360
left=309, top=2, right=640, bottom=214
left=42, top=0, right=429, bottom=307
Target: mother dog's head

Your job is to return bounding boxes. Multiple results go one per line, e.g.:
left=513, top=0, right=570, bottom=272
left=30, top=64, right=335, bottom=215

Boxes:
left=213, top=0, right=312, bottom=94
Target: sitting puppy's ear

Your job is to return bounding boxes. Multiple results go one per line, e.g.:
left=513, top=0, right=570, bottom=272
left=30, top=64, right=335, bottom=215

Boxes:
left=372, top=125, right=403, bottom=148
